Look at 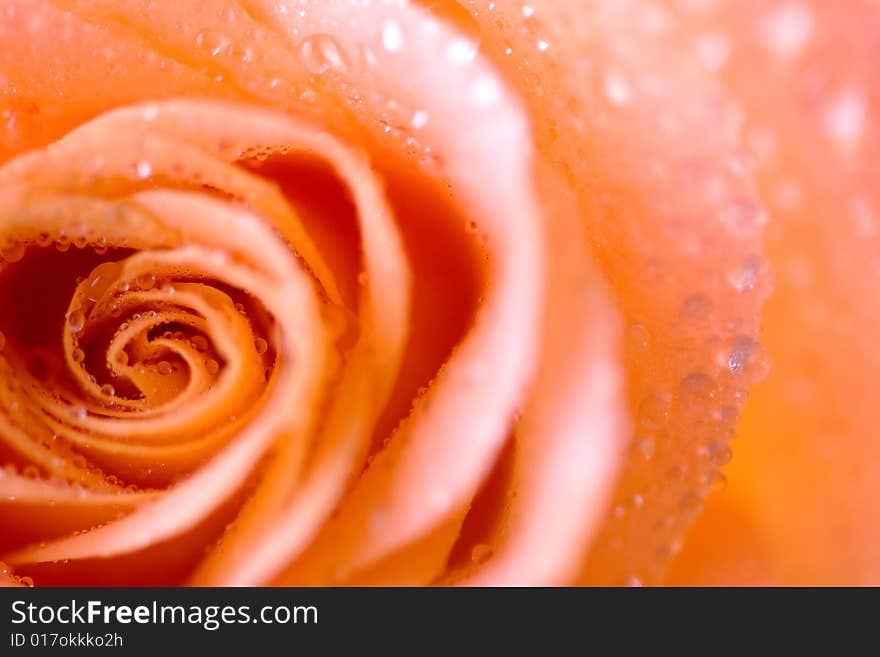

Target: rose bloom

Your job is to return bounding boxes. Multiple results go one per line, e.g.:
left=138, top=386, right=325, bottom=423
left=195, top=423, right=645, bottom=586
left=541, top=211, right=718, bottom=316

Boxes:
left=0, top=0, right=876, bottom=587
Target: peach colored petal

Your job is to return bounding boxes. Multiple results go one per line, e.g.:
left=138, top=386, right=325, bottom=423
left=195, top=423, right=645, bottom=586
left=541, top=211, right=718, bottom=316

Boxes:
left=668, top=0, right=880, bottom=586
left=451, top=0, right=768, bottom=584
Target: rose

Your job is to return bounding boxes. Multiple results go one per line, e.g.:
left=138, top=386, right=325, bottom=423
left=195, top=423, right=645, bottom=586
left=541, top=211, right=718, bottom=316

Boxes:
left=0, top=0, right=873, bottom=587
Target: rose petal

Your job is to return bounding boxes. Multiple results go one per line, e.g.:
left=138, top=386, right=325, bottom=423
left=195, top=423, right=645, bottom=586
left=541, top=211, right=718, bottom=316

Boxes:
left=668, top=0, right=880, bottom=585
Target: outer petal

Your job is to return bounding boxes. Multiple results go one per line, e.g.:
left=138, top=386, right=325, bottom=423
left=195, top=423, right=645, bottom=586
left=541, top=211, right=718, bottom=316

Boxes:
left=669, top=0, right=880, bottom=586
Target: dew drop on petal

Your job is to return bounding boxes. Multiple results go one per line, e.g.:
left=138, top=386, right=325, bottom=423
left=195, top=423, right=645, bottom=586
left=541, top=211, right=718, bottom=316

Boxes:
left=728, top=255, right=763, bottom=293
left=694, top=32, right=730, bottom=71
left=727, top=335, right=771, bottom=381
left=446, top=38, right=478, bottom=66
left=67, top=309, right=86, bottom=333
left=762, top=2, right=813, bottom=59
left=382, top=20, right=403, bottom=52
left=678, top=372, right=716, bottom=408
left=135, top=161, right=153, bottom=179
left=411, top=110, right=428, bottom=129
left=823, top=87, right=867, bottom=153
left=629, top=435, right=656, bottom=462
left=470, top=543, right=493, bottom=565
left=679, top=491, right=702, bottom=509
left=1, top=241, right=25, bottom=263
left=708, top=441, right=733, bottom=467
left=298, top=34, right=345, bottom=74
left=22, top=465, right=40, bottom=479
left=680, top=293, right=713, bottom=323
left=135, top=273, right=156, bottom=291
left=604, top=72, right=632, bottom=106
left=718, top=199, right=763, bottom=234
left=638, top=394, right=670, bottom=430
left=470, top=75, right=501, bottom=107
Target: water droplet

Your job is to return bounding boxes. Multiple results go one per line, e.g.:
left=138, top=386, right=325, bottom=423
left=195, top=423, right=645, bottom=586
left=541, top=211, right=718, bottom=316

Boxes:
left=711, top=471, right=728, bottom=492
left=637, top=394, right=670, bottom=430
left=446, top=38, right=477, bottom=66
left=470, top=75, right=501, bottom=107
left=411, top=110, right=428, bottom=129
left=192, top=335, right=209, bottom=351
left=604, top=72, right=631, bottom=105
left=679, top=491, right=702, bottom=509
left=727, top=335, right=770, bottom=381
left=718, top=200, right=763, bottom=234
left=135, top=273, right=156, bottom=291
left=205, top=359, right=220, bottom=375
left=100, top=383, right=115, bottom=397
left=680, top=293, right=714, bottom=323
left=382, top=20, right=403, bottom=52
left=678, top=372, right=716, bottom=408
left=19, top=575, right=34, bottom=587
left=470, top=543, right=493, bottom=565
left=1, top=241, right=25, bottom=263
left=708, top=441, right=732, bottom=466
left=67, top=309, right=86, bottom=333
left=298, top=34, right=345, bottom=74
left=157, top=361, right=173, bottom=375
left=762, top=2, right=813, bottom=59
left=72, top=347, right=85, bottom=363
left=135, top=161, right=152, bottom=179
left=694, top=32, right=730, bottom=71
left=56, top=236, right=71, bottom=252
left=254, top=338, right=268, bottom=355
left=728, top=255, right=763, bottom=292
left=629, top=435, right=656, bottom=462
left=626, top=323, right=650, bottom=356
left=823, top=87, right=866, bottom=153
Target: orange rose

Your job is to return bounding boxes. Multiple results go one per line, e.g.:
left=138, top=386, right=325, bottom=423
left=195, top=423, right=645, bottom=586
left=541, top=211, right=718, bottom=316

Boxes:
left=0, top=0, right=873, bottom=587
